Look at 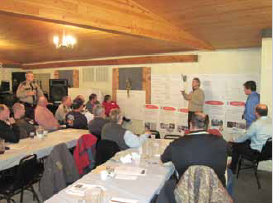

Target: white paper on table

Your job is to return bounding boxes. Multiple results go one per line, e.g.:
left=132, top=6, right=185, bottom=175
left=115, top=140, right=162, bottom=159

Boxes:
left=65, top=183, right=105, bottom=196
left=114, top=166, right=147, bottom=176
left=111, top=197, right=138, bottom=203
left=8, top=145, right=28, bottom=150
left=115, top=174, right=138, bottom=180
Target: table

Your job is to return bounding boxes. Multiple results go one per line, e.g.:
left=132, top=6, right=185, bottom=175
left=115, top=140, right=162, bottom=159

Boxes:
left=45, top=139, right=174, bottom=203
left=0, top=129, right=89, bottom=171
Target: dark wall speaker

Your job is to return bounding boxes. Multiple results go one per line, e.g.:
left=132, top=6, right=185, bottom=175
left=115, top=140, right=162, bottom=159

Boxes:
left=12, top=72, right=26, bottom=93
left=49, top=79, right=68, bottom=103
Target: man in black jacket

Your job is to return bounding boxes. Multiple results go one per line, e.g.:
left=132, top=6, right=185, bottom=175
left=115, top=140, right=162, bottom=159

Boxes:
left=0, top=104, right=20, bottom=143
left=161, top=112, right=227, bottom=186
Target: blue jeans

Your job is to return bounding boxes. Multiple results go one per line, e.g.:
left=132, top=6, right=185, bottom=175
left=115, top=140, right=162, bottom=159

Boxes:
left=226, top=168, right=233, bottom=199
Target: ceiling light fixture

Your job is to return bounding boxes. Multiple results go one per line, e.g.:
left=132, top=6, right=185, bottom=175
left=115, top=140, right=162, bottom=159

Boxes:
left=53, top=30, right=76, bottom=49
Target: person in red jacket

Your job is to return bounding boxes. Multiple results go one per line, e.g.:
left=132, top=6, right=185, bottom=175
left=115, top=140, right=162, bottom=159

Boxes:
left=102, top=95, right=131, bottom=122
left=102, top=95, right=120, bottom=117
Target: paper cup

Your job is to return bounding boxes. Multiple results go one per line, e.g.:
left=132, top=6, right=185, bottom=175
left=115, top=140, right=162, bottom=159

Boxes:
left=100, top=170, right=108, bottom=181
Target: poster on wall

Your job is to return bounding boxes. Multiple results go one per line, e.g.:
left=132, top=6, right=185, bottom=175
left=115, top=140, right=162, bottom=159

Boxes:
left=116, top=90, right=145, bottom=120
left=149, top=74, right=260, bottom=139
left=143, top=104, right=160, bottom=131
left=159, top=106, right=177, bottom=134
left=176, top=107, right=189, bottom=135
left=151, top=74, right=188, bottom=107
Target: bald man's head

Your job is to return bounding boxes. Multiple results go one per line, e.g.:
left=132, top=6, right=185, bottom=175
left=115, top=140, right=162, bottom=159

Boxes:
left=12, top=103, right=25, bottom=119
left=255, top=104, right=268, bottom=117
left=38, top=96, right=48, bottom=107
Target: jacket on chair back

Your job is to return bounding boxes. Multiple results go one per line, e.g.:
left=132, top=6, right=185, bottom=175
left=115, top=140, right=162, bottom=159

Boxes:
left=40, top=143, right=79, bottom=201
left=74, top=134, right=97, bottom=175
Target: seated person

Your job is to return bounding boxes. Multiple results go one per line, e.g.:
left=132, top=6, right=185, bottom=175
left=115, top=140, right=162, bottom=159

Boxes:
left=102, top=95, right=130, bottom=122
left=75, top=94, right=94, bottom=123
left=12, top=103, right=35, bottom=139
left=55, top=96, right=72, bottom=124
left=0, top=104, right=20, bottom=143
left=86, top=93, right=100, bottom=113
left=161, top=112, right=227, bottom=186
left=229, top=104, right=272, bottom=174
left=102, top=95, right=119, bottom=117
left=75, top=94, right=85, bottom=103
left=88, top=105, right=109, bottom=140
left=66, top=98, right=88, bottom=129
left=101, top=109, right=149, bottom=150
left=184, top=114, right=222, bottom=136
left=35, top=96, right=60, bottom=130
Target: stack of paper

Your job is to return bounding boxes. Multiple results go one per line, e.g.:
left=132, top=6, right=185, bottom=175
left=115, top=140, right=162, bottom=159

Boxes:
left=66, top=183, right=104, bottom=196
left=114, top=166, right=146, bottom=176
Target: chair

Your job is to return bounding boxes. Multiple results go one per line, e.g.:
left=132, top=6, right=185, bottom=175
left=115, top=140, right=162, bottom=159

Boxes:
left=164, top=134, right=181, bottom=140
left=0, top=154, right=43, bottom=203
left=40, top=143, right=79, bottom=201
left=236, top=138, right=272, bottom=189
left=96, top=140, right=120, bottom=166
left=174, top=165, right=232, bottom=203
left=73, top=134, right=97, bottom=175
left=150, top=130, right=161, bottom=139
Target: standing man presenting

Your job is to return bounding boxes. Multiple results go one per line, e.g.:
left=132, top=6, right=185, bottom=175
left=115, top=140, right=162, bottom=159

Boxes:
left=243, top=81, right=260, bottom=128
left=16, top=71, right=44, bottom=119
left=181, top=77, right=205, bottom=128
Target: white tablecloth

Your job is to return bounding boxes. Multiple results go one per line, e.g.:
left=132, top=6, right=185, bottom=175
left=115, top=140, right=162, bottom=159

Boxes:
left=45, top=139, right=174, bottom=203
left=0, top=129, right=89, bottom=171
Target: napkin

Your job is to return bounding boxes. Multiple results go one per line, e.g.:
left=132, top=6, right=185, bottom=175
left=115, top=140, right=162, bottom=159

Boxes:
left=120, top=154, right=132, bottom=163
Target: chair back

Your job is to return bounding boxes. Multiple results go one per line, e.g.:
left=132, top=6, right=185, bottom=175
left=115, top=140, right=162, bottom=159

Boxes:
left=150, top=130, right=161, bottom=139
left=174, top=165, right=233, bottom=203
left=164, top=134, right=181, bottom=140
left=259, top=138, right=272, bottom=161
left=14, top=154, right=40, bottom=191
left=74, top=134, right=97, bottom=175
left=96, top=140, right=120, bottom=166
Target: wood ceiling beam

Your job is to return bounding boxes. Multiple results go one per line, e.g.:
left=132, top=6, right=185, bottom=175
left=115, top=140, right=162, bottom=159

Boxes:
left=0, top=59, right=22, bottom=68
left=22, top=55, right=198, bottom=69
left=0, top=0, right=213, bottom=50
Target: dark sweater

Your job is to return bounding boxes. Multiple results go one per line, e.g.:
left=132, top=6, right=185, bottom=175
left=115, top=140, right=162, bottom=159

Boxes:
left=88, top=117, right=109, bottom=139
left=101, top=122, right=128, bottom=150
left=15, top=117, right=36, bottom=139
left=66, top=111, right=88, bottom=129
left=0, top=120, right=20, bottom=143
left=161, top=131, right=227, bottom=186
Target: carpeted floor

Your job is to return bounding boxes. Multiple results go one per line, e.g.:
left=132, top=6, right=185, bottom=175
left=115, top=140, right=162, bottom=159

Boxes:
left=233, top=169, right=272, bottom=203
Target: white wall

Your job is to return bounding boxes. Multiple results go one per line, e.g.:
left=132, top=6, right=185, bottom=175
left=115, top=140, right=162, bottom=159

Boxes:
left=29, top=48, right=261, bottom=95
left=259, top=38, right=272, bottom=172
left=27, top=48, right=262, bottom=134
left=260, top=38, right=272, bottom=115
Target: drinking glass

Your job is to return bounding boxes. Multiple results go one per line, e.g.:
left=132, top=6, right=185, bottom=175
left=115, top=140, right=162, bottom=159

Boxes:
left=36, top=126, right=44, bottom=140
left=29, top=132, right=35, bottom=139
left=84, top=187, right=104, bottom=203
left=0, top=139, right=5, bottom=154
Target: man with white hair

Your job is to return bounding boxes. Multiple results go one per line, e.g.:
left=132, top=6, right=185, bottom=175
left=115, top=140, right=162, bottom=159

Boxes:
left=101, top=109, right=150, bottom=150
left=35, top=96, right=60, bottom=130
left=88, top=105, right=109, bottom=139
left=0, top=104, right=20, bottom=143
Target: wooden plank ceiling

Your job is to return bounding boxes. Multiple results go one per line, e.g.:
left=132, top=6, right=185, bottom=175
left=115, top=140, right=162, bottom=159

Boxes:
left=0, top=0, right=271, bottom=66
